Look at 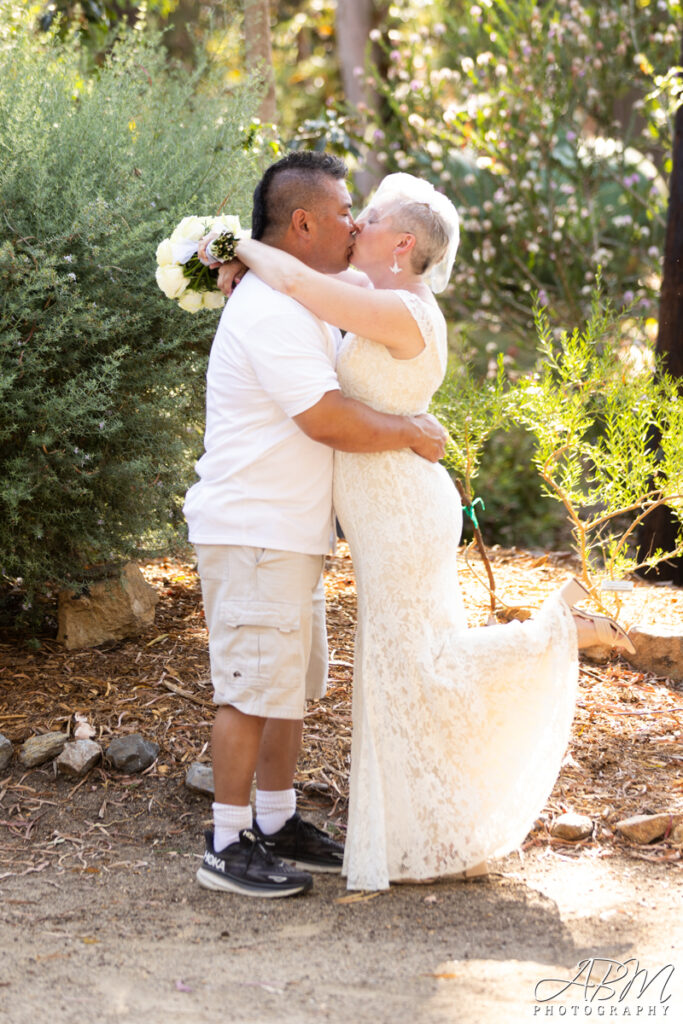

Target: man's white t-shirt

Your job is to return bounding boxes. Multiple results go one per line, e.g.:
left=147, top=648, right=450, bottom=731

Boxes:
left=183, top=272, right=341, bottom=555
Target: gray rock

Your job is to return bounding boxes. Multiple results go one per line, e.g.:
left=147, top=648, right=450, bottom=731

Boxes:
left=625, top=624, right=683, bottom=681
left=0, top=734, right=13, bottom=771
left=184, top=762, right=257, bottom=801
left=55, top=739, right=102, bottom=777
left=106, top=734, right=159, bottom=774
left=615, top=812, right=683, bottom=844
left=551, top=812, right=594, bottom=841
left=185, top=762, right=215, bottom=796
left=57, top=562, right=159, bottom=650
left=19, top=732, right=67, bottom=767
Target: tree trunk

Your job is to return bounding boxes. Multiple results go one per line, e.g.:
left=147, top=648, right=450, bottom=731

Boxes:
left=161, top=0, right=201, bottom=64
left=637, top=28, right=683, bottom=583
left=335, top=0, right=388, bottom=197
left=243, top=0, right=277, bottom=124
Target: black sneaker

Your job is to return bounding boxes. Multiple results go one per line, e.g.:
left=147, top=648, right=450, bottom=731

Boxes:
left=254, top=813, right=344, bottom=874
left=196, top=829, right=313, bottom=898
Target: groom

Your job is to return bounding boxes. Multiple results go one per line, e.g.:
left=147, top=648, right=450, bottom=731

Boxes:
left=184, top=151, right=447, bottom=898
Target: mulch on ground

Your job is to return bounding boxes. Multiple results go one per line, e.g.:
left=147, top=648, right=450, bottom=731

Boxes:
left=0, top=543, right=681, bottom=879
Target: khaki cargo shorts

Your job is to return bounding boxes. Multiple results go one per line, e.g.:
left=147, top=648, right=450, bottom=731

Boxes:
left=194, top=545, right=328, bottom=719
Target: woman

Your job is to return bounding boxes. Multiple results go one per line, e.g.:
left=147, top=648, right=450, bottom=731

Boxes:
left=206, top=173, right=633, bottom=891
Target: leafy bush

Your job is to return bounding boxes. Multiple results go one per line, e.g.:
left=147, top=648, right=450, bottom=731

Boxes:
left=0, top=5, right=265, bottom=610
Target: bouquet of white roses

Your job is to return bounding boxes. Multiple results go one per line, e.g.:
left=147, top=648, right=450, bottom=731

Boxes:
left=155, top=214, right=245, bottom=313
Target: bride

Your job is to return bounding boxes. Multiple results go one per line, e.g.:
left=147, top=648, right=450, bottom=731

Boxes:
left=205, top=172, right=634, bottom=891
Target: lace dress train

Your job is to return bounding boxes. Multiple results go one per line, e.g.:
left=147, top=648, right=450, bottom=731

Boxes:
left=332, top=291, right=578, bottom=891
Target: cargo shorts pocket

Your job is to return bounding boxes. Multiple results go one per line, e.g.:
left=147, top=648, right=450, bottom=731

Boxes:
left=215, top=599, right=303, bottom=688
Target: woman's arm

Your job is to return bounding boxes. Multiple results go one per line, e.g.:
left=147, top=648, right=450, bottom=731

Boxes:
left=332, top=267, right=373, bottom=288
left=234, top=238, right=425, bottom=359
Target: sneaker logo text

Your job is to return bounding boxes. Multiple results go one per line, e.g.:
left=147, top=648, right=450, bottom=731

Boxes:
left=205, top=852, right=226, bottom=872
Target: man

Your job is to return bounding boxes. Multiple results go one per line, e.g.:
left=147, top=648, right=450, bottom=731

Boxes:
left=184, top=152, right=447, bottom=898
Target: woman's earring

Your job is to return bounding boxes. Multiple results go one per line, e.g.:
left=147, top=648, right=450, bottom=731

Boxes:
left=390, top=252, right=402, bottom=275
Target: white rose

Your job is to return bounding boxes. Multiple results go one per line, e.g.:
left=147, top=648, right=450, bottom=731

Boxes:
left=202, top=290, right=226, bottom=310
left=177, top=289, right=204, bottom=313
left=210, top=214, right=242, bottom=235
left=169, top=216, right=209, bottom=244
left=155, top=238, right=174, bottom=266
left=155, top=264, right=189, bottom=299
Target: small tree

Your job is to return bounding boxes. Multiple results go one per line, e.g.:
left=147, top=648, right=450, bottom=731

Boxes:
left=431, top=356, right=512, bottom=614
left=513, top=291, right=683, bottom=608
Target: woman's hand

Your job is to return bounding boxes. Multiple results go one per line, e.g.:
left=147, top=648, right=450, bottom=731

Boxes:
left=217, top=260, right=248, bottom=295
left=196, top=231, right=246, bottom=294
left=197, top=231, right=220, bottom=267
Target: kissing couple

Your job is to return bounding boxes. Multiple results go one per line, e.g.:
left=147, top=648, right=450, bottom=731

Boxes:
left=183, top=151, right=635, bottom=896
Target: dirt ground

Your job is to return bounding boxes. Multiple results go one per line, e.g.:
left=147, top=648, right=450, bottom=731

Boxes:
left=1, top=545, right=682, bottom=1024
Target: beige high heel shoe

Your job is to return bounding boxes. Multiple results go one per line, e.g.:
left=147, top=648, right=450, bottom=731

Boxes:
left=559, top=578, right=636, bottom=655
left=452, top=861, right=489, bottom=881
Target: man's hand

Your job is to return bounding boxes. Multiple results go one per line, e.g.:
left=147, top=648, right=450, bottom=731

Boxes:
left=294, top=392, right=448, bottom=462
left=407, top=413, right=448, bottom=463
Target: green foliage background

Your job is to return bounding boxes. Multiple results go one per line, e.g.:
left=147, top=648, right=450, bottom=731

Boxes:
left=1, top=1, right=681, bottom=620
left=0, top=4, right=266, bottom=610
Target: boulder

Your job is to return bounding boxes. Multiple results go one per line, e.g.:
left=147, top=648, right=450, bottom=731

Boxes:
left=185, top=762, right=215, bottom=797
left=671, top=824, right=683, bottom=846
left=626, top=622, right=683, bottom=679
left=19, top=732, right=67, bottom=767
left=106, top=734, right=159, bottom=774
left=57, top=563, right=159, bottom=650
left=625, top=623, right=683, bottom=681
left=550, top=812, right=593, bottom=841
left=615, top=812, right=683, bottom=844
left=0, top=733, right=13, bottom=771
left=185, top=762, right=257, bottom=801
left=55, top=739, right=102, bottom=777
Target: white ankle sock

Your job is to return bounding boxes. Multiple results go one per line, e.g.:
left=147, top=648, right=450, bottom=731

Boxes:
left=255, top=788, right=296, bottom=836
left=212, top=802, right=252, bottom=852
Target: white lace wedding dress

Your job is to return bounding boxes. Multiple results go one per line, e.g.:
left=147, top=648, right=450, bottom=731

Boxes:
left=333, top=290, right=579, bottom=891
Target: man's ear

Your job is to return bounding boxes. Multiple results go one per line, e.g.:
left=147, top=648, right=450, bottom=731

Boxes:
left=291, top=208, right=312, bottom=238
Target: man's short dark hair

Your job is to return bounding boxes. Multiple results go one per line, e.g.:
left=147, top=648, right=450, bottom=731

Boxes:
left=251, top=151, right=348, bottom=240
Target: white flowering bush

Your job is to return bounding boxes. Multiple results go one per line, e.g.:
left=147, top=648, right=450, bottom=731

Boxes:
left=347, top=0, right=682, bottom=331
left=0, top=6, right=264, bottom=618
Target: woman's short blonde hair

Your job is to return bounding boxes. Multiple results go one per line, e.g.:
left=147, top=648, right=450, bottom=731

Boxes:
left=385, top=201, right=450, bottom=276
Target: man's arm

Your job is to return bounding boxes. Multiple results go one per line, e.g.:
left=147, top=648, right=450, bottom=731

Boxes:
left=293, top=390, right=447, bottom=463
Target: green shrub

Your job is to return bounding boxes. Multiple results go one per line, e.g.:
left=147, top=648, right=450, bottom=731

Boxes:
left=0, top=6, right=265, bottom=611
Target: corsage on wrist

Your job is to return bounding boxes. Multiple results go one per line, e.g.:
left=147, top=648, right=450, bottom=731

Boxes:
left=206, top=231, right=239, bottom=264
